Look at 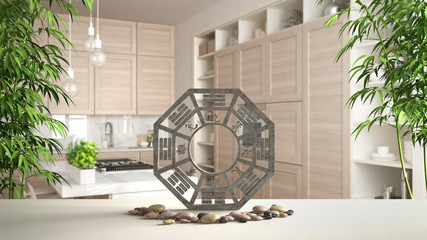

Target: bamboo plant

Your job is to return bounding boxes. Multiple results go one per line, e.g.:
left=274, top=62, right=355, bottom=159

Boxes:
left=316, top=0, right=427, bottom=198
left=0, top=0, right=92, bottom=199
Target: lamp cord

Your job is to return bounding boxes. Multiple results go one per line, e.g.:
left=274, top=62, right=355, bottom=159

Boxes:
left=96, top=0, right=99, bottom=37
left=68, top=0, right=72, bottom=68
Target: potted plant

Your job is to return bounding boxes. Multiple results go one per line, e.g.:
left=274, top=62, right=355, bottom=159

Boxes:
left=0, top=0, right=93, bottom=198
left=66, top=141, right=101, bottom=184
left=316, top=0, right=427, bottom=198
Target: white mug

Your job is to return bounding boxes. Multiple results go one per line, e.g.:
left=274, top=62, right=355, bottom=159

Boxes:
left=377, top=146, right=389, bottom=155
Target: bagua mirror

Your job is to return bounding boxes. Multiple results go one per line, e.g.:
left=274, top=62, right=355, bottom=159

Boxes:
left=153, top=89, right=275, bottom=210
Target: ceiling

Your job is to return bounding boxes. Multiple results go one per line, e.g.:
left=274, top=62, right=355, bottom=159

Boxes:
left=49, top=0, right=219, bottom=25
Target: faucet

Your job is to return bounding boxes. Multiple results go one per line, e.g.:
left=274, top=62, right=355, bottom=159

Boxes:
left=104, top=122, right=113, bottom=149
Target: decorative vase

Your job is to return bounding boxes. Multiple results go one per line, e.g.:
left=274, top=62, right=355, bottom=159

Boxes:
left=69, top=164, right=96, bottom=185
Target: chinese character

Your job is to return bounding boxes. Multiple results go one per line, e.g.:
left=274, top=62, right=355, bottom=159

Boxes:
left=176, top=143, right=187, bottom=155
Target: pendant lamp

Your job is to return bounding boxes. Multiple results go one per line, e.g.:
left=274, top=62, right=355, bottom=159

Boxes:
left=63, top=1, right=78, bottom=97
left=83, top=11, right=95, bottom=52
left=90, top=0, right=107, bottom=67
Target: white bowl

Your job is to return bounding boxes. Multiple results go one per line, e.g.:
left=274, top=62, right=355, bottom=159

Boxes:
left=140, top=142, right=149, bottom=148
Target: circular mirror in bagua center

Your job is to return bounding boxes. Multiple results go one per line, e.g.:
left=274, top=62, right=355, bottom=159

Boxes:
left=189, top=124, right=238, bottom=174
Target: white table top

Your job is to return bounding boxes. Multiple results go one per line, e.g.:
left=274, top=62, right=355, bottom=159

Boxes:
left=0, top=199, right=426, bottom=240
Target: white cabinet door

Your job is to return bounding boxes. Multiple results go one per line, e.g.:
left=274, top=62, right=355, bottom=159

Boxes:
left=95, top=54, right=137, bottom=115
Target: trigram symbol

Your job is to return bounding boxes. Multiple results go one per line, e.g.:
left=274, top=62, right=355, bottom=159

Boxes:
left=203, top=94, right=226, bottom=107
left=167, top=171, right=191, bottom=195
left=202, top=192, right=213, bottom=204
left=255, top=137, right=269, bottom=161
left=159, top=138, right=172, bottom=161
left=168, top=103, right=191, bottom=126
left=237, top=172, right=260, bottom=195
left=236, top=103, right=261, bottom=126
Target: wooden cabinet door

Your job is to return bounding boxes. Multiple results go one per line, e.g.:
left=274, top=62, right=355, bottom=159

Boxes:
left=214, top=45, right=238, bottom=88
left=48, top=14, right=91, bottom=51
left=303, top=17, right=350, bottom=199
left=266, top=25, right=302, bottom=102
left=237, top=38, right=265, bottom=103
left=267, top=162, right=302, bottom=199
left=137, top=56, right=175, bottom=115
left=49, top=51, right=94, bottom=115
left=266, top=102, right=302, bottom=165
left=140, top=150, right=154, bottom=165
left=138, top=23, right=175, bottom=57
left=95, top=54, right=137, bottom=115
left=100, top=18, right=137, bottom=54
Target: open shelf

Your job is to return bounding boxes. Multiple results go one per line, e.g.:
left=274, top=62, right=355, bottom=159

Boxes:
left=354, top=159, right=412, bottom=169
left=197, top=141, right=214, bottom=146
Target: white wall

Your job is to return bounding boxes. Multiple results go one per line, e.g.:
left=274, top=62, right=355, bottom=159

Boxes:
left=175, top=0, right=277, bottom=98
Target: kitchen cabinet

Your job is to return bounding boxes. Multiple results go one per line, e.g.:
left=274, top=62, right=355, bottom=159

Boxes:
left=266, top=102, right=302, bottom=165
left=302, top=16, right=350, bottom=199
left=266, top=25, right=302, bottom=102
left=100, top=18, right=137, bottom=54
left=49, top=51, right=94, bottom=115
left=95, top=53, right=137, bottom=115
left=138, top=23, right=175, bottom=57
left=267, top=162, right=303, bottom=199
left=214, top=45, right=238, bottom=88
left=237, top=38, right=265, bottom=103
left=48, top=14, right=91, bottom=51
left=137, top=56, right=175, bottom=115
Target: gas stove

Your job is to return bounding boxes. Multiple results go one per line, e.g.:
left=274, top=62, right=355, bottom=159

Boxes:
left=95, top=158, right=153, bottom=174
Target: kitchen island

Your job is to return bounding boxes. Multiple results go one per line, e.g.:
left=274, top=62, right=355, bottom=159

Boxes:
left=0, top=199, right=425, bottom=240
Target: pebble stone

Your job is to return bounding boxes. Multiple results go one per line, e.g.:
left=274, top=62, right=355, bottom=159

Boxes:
left=127, top=210, right=139, bottom=215
left=223, top=215, right=234, bottom=222
left=247, top=213, right=257, bottom=217
left=285, top=210, right=294, bottom=216
left=197, top=213, right=209, bottom=219
left=144, top=212, right=160, bottom=219
left=279, top=213, right=288, bottom=218
left=163, top=219, right=175, bottom=225
left=264, top=211, right=273, bottom=220
left=229, top=211, right=241, bottom=217
left=175, top=212, right=195, bottom=220
left=253, top=205, right=269, bottom=214
left=219, top=216, right=228, bottom=223
left=233, top=213, right=251, bottom=222
left=270, top=204, right=285, bottom=213
left=136, top=207, right=152, bottom=216
left=270, top=210, right=280, bottom=218
left=160, top=211, right=177, bottom=220
left=250, top=215, right=264, bottom=221
left=190, top=217, right=199, bottom=223
left=148, top=204, right=166, bottom=213
left=239, top=219, right=248, bottom=223
left=179, top=219, right=191, bottom=223
left=200, top=214, right=220, bottom=224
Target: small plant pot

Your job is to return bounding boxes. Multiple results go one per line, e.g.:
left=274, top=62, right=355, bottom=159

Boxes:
left=69, top=165, right=96, bottom=185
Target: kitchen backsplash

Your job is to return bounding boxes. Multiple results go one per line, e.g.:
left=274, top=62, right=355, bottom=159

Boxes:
left=43, top=115, right=161, bottom=149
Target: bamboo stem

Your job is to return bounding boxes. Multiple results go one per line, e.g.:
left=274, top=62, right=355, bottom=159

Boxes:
left=396, top=126, right=413, bottom=199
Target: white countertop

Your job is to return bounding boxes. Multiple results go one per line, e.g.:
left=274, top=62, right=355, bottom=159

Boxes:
left=0, top=199, right=426, bottom=240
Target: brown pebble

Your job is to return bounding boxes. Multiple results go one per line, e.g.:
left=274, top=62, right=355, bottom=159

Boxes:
left=179, top=219, right=191, bottom=223
left=175, top=211, right=195, bottom=220
left=138, top=208, right=153, bottom=216
left=223, top=215, right=234, bottom=222
left=200, top=214, right=220, bottom=224
left=285, top=210, right=294, bottom=216
left=270, top=210, right=280, bottom=218
left=219, top=216, right=228, bottom=223
left=159, top=211, right=177, bottom=220
left=279, top=212, right=288, bottom=218
left=144, top=212, right=160, bottom=219
left=127, top=210, right=139, bottom=215
left=253, top=205, right=268, bottom=214
left=233, top=213, right=251, bottom=221
left=270, top=204, right=285, bottom=213
left=190, top=217, right=199, bottom=223
left=148, top=204, right=166, bottom=213
left=251, top=215, right=264, bottom=221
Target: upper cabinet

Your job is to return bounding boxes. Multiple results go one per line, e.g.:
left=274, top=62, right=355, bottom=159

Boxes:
left=48, top=15, right=91, bottom=51
left=266, top=25, right=302, bottom=102
left=49, top=51, right=94, bottom=115
left=214, top=45, right=238, bottom=88
left=95, top=54, right=137, bottom=115
left=100, top=19, right=137, bottom=54
left=138, top=23, right=175, bottom=57
left=137, top=56, right=175, bottom=115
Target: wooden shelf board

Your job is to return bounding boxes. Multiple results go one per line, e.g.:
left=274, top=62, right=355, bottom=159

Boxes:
left=197, top=141, right=214, bottom=146
left=353, top=159, right=412, bottom=169
left=197, top=75, right=214, bottom=80
left=198, top=162, right=214, bottom=169
left=197, top=52, right=214, bottom=59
